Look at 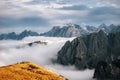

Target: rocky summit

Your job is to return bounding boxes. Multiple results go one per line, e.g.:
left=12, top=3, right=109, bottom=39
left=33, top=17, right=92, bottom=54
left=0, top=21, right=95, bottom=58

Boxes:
left=0, top=62, right=67, bottom=80
left=40, top=24, right=86, bottom=37
left=57, top=30, right=120, bottom=69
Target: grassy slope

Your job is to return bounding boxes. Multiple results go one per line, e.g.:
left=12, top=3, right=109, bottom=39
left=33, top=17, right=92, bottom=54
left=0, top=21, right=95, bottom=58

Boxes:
left=0, top=62, right=67, bottom=80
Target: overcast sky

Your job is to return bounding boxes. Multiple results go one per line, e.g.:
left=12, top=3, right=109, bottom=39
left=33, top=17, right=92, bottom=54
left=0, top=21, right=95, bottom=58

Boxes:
left=0, top=0, right=120, bottom=33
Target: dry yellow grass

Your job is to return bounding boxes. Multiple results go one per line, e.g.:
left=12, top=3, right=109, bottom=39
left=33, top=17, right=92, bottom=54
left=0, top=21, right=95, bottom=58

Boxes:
left=0, top=62, right=67, bottom=80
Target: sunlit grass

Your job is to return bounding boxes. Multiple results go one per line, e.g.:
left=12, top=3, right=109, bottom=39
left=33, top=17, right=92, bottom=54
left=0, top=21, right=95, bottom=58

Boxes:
left=0, top=61, right=67, bottom=80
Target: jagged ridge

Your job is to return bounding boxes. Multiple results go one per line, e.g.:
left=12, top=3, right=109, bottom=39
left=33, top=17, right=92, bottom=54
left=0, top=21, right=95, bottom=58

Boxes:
left=0, top=24, right=119, bottom=40
left=57, top=30, right=120, bottom=69
left=0, top=30, right=39, bottom=40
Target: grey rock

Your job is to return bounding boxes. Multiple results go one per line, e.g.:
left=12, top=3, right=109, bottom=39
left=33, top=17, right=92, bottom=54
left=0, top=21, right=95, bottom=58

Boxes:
left=111, top=25, right=120, bottom=33
left=93, top=59, right=120, bottom=80
left=40, top=24, right=85, bottom=37
left=57, top=30, right=120, bottom=69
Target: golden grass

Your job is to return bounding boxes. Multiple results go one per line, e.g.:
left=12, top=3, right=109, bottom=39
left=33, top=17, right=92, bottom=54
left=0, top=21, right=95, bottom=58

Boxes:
left=0, top=61, right=67, bottom=80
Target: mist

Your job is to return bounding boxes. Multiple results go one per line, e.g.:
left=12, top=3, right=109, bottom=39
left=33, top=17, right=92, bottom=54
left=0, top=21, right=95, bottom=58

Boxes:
left=0, top=36, right=94, bottom=80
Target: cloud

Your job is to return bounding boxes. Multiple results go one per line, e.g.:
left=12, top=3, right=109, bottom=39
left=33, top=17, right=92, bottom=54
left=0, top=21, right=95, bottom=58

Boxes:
left=90, top=6, right=120, bottom=15
left=46, top=65, right=94, bottom=80
left=0, top=0, right=120, bottom=33
left=58, top=5, right=90, bottom=10
left=0, top=36, right=94, bottom=80
left=0, top=16, right=49, bottom=27
left=96, top=0, right=120, bottom=7
left=84, top=6, right=120, bottom=25
left=54, top=5, right=120, bottom=25
left=0, top=36, right=74, bottom=65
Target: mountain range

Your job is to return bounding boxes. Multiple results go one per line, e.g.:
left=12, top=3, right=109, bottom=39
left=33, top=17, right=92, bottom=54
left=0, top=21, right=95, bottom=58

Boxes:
left=0, top=30, right=39, bottom=40
left=57, top=30, right=120, bottom=69
left=40, top=23, right=119, bottom=37
left=0, top=23, right=120, bottom=40
left=57, top=30, right=120, bottom=79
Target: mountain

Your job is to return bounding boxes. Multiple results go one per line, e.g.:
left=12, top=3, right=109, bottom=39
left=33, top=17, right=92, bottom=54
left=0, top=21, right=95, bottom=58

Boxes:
left=0, top=23, right=119, bottom=40
left=0, top=62, right=67, bottom=80
left=93, top=59, right=120, bottom=80
left=0, top=30, right=39, bottom=40
left=57, top=30, right=120, bottom=69
left=40, top=24, right=87, bottom=37
left=0, top=32, right=18, bottom=40
left=17, top=30, right=39, bottom=40
left=111, top=25, right=120, bottom=33
left=85, top=25, right=98, bottom=33
left=98, top=23, right=110, bottom=33
left=40, top=23, right=119, bottom=37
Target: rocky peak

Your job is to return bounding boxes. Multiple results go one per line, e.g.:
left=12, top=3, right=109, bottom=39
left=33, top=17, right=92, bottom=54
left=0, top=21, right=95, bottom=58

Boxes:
left=85, top=25, right=97, bottom=32
left=111, top=25, right=120, bottom=33
left=98, top=23, right=110, bottom=33
left=99, top=23, right=107, bottom=28
left=52, top=26, right=61, bottom=30
left=57, top=31, right=120, bottom=69
left=98, top=30, right=106, bottom=36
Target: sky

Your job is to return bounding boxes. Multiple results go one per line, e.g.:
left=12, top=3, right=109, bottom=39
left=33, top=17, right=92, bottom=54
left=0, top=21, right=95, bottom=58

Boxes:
left=0, top=0, right=120, bottom=33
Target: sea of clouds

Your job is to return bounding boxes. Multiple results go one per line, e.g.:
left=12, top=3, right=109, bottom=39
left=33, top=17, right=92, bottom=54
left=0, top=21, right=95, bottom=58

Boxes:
left=0, top=36, right=94, bottom=80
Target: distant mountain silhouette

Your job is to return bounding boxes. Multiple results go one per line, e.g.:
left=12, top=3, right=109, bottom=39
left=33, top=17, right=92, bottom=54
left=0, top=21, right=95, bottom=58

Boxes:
left=40, top=23, right=119, bottom=37
left=0, top=30, right=39, bottom=40
left=40, top=24, right=88, bottom=37
left=0, top=24, right=119, bottom=40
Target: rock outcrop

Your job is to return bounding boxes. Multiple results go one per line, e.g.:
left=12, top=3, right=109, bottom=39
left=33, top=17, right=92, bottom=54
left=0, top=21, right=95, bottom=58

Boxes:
left=0, top=62, right=67, bottom=80
left=57, top=30, right=120, bottom=69
left=93, top=59, right=120, bottom=80
left=28, top=41, right=48, bottom=46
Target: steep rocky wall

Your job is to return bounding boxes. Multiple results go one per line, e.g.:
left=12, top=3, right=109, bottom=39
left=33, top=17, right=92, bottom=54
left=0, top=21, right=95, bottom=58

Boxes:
left=57, top=30, right=120, bottom=69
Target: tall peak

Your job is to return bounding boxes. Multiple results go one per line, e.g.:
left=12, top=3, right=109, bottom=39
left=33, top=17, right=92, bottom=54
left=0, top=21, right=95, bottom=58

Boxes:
left=99, top=23, right=107, bottom=28
left=98, top=30, right=106, bottom=35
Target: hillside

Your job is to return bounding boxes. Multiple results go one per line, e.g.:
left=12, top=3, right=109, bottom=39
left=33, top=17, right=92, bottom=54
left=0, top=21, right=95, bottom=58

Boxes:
left=0, top=62, right=67, bottom=80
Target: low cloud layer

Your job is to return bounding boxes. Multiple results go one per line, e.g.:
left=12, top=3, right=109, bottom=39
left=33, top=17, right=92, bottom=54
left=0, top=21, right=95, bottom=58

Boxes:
left=0, top=36, right=94, bottom=80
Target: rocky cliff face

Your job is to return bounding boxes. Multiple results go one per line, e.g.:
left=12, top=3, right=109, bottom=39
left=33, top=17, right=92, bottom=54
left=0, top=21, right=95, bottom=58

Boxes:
left=93, top=59, right=120, bottom=80
left=57, top=30, right=120, bottom=69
